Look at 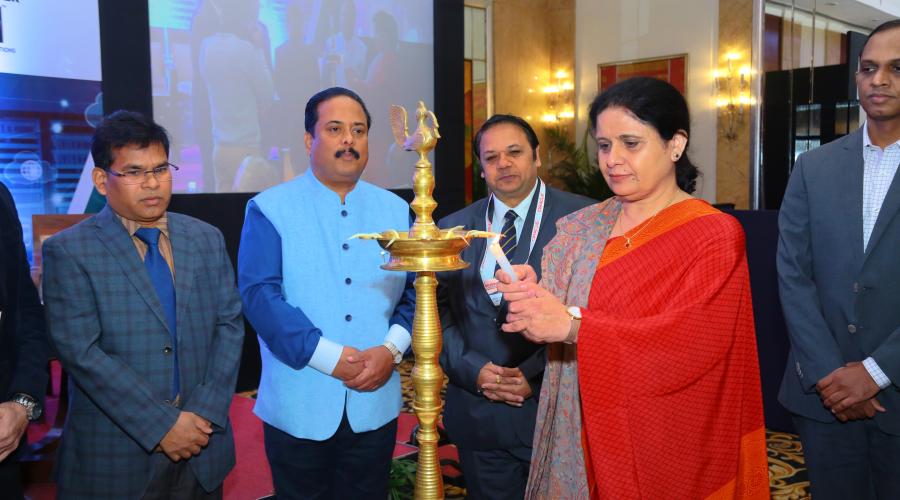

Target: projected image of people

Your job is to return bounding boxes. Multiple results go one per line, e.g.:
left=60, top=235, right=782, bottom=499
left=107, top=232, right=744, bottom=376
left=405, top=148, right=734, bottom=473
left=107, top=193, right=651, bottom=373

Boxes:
left=319, top=0, right=367, bottom=88
left=149, top=0, right=433, bottom=194
left=199, top=0, right=276, bottom=193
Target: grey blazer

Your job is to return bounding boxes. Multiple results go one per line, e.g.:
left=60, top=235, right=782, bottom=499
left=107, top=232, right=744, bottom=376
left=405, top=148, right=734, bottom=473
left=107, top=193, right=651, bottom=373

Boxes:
left=42, top=205, right=244, bottom=499
left=777, top=127, right=900, bottom=432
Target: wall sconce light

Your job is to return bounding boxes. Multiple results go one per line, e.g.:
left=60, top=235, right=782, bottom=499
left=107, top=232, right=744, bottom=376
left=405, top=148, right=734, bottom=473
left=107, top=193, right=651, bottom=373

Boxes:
left=715, top=53, right=750, bottom=140
left=540, top=70, right=575, bottom=124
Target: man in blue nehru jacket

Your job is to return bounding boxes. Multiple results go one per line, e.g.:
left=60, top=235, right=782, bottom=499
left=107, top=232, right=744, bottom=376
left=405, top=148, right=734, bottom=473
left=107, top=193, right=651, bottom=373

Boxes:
left=239, top=87, right=415, bottom=499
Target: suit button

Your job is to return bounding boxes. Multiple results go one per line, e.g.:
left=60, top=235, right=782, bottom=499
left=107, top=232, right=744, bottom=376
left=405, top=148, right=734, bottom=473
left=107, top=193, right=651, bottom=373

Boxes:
left=163, top=346, right=173, bottom=354
left=345, top=277, right=352, bottom=285
left=853, top=282, right=859, bottom=293
left=341, top=210, right=348, bottom=217
left=345, top=314, right=352, bottom=322
left=342, top=243, right=349, bottom=250
left=848, top=324, right=857, bottom=334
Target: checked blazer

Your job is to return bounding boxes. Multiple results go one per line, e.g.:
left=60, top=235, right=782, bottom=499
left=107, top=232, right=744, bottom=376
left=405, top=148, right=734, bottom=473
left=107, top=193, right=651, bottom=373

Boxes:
left=42, top=205, right=244, bottom=499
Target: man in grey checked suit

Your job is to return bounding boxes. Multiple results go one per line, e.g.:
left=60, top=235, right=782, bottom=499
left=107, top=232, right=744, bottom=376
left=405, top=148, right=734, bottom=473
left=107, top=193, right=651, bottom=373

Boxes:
left=43, top=111, right=244, bottom=499
left=777, top=20, right=900, bottom=499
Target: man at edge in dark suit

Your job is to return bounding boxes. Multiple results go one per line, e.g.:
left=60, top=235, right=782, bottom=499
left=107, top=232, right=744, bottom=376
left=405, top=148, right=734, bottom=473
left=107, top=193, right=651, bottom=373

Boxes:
left=0, top=182, right=50, bottom=499
left=437, top=114, right=594, bottom=499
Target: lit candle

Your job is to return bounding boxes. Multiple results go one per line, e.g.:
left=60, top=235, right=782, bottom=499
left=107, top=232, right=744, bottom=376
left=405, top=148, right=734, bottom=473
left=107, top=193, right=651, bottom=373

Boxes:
left=489, top=238, right=519, bottom=283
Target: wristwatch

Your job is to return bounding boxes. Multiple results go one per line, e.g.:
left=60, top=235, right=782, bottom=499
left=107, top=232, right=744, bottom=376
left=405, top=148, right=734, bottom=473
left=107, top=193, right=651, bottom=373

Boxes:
left=10, top=393, right=42, bottom=421
left=565, top=306, right=582, bottom=344
left=383, top=341, right=403, bottom=364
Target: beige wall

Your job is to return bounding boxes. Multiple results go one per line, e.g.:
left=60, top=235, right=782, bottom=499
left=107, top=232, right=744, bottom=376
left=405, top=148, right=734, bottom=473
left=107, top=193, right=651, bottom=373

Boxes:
left=715, top=0, right=753, bottom=209
left=492, top=0, right=575, bottom=175
left=574, top=0, right=720, bottom=202
left=490, top=0, right=767, bottom=204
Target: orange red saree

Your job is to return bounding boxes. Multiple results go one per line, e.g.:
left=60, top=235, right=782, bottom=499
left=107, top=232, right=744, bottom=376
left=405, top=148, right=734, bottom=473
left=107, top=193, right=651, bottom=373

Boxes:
left=525, top=198, right=768, bottom=499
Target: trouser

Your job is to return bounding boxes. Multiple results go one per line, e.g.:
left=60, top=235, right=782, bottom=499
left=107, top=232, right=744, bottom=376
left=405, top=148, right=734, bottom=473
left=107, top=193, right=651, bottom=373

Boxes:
left=141, top=453, right=222, bottom=500
left=794, top=413, right=900, bottom=500
left=0, top=458, right=24, bottom=500
left=457, top=445, right=531, bottom=500
left=264, top=410, right=397, bottom=500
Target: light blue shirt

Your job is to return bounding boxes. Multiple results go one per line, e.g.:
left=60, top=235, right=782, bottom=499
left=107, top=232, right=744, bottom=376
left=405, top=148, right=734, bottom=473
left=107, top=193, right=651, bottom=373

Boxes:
left=861, top=122, right=900, bottom=390
left=480, top=180, right=539, bottom=305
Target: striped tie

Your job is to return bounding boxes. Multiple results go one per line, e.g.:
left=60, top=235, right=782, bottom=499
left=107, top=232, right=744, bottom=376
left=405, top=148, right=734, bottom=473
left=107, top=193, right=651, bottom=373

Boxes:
left=498, top=209, right=518, bottom=262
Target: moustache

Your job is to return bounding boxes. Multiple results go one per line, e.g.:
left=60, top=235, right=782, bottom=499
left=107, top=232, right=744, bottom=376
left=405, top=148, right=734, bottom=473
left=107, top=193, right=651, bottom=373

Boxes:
left=335, top=148, right=361, bottom=159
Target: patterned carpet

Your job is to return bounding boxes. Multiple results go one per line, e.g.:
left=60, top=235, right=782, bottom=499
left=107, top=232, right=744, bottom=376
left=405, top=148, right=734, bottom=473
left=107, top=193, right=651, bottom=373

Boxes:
left=397, top=359, right=812, bottom=499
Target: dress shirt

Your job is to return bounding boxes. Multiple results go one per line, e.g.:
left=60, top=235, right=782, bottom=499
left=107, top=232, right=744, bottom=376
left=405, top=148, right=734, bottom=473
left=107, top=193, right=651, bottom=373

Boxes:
left=861, top=122, right=900, bottom=389
left=480, top=179, right=539, bottom=306
left=239, top=200, right=413, bottom=375
left=117, top=213, right=174, bottom=279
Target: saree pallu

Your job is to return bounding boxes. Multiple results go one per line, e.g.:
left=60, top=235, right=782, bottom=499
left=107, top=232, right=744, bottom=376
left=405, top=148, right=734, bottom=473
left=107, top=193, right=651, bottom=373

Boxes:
left=526, top=198, right=769, bottom=500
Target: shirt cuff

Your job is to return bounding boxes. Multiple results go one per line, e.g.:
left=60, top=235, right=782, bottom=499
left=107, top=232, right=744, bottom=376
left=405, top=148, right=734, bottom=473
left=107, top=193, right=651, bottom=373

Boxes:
left=863, top=357, right=891, bottom=390
left=308, top=336, right=344, bottom=375
left=385, top=323, right=412, bottom=354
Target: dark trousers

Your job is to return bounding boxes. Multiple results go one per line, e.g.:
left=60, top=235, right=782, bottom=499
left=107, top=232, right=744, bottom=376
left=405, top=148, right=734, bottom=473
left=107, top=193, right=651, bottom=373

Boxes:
left=0, top=459, right=23, bottom=500
left=794, top=414, right=900, bottom=500
left=141, top=454, right=222, bottom=500
left=264, top=411, right=397, bottom=500
left=457, top=445, right=531, bottom=500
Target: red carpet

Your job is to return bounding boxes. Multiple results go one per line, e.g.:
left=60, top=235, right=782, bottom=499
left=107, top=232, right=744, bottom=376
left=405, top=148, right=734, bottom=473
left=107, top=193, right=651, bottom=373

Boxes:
left=25, top=393, right=458, bottom=499
left=223, top=395, right=273, bottom=499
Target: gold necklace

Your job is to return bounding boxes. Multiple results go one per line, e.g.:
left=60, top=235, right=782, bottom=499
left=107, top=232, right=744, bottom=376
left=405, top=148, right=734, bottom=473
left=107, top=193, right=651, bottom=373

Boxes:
left=622, top=194, right=680, bottom=249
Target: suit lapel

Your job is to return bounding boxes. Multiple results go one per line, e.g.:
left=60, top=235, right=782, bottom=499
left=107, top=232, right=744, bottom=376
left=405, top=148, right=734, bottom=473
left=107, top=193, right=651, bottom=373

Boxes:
left=93, top=205, right=171, bottom=332
left=462, top=198, right=497, bottom=310
left=863, top=157, right=900, bottom=262
left=168, top=214, right=196, bottom=336
left=835, top=131, right=866, bottom=268
left=511, top=183, right=542, bottom=265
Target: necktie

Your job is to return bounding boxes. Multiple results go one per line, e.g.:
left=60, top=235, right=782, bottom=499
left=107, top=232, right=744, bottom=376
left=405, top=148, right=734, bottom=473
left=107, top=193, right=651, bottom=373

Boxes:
left=498, top=209, right=518, bottom=263
left=134, top=228, right=180, bottom=399
left=495, top=210, right=518, bottom=320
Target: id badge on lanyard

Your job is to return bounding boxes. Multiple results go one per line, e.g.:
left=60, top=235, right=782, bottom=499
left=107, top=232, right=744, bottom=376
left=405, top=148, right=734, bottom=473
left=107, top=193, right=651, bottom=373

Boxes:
left=481, top=180, right=546, bottom=296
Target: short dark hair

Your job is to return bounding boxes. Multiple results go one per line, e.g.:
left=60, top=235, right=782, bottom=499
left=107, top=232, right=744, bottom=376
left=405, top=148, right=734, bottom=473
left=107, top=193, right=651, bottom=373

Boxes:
left=91, top=110, right=170, bottom=170
left=473, top=114, right=540, bottom=160
left=304, top=87, right=372, bottom=136
left=588, top=77, right=700, bottom=194
left=860, top=19, right=900, bottom=56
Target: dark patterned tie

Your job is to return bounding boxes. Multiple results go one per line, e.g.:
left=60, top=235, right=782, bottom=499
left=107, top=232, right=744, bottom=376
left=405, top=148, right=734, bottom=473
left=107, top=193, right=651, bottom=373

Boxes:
left=498, top=209, right=518, bottom=263
left=134, top=228, right=179, bottom=399
left=495, top=210, right=518, bottom=321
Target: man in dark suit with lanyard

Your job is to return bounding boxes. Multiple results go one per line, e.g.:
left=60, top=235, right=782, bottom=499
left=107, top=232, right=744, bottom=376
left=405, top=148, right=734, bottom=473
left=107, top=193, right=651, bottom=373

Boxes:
left=0, top=182, right=49, bottom=499
left=438, top=114, right=594, bottom=499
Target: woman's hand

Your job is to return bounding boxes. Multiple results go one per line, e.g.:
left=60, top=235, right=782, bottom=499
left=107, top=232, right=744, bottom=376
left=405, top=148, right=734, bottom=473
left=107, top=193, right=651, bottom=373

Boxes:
left=496, top=270, right=572, bottom=343
left=495, top=265, right=537, bottom=288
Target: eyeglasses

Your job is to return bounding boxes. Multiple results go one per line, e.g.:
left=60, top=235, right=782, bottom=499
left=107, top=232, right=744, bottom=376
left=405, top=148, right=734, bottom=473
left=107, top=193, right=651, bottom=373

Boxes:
left=105, top=163, right=180, bottom=184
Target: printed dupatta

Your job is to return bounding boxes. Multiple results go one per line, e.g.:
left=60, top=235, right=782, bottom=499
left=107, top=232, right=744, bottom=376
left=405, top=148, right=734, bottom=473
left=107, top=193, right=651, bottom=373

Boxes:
left=524, top=197, right=622, bottom=500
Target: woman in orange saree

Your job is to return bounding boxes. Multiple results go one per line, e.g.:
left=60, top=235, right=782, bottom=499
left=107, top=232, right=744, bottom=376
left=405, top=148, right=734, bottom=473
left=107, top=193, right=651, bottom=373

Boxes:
left=493, top=78, right=769, bottom=499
